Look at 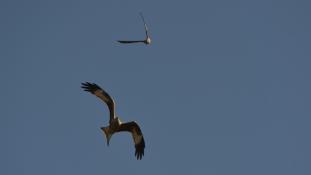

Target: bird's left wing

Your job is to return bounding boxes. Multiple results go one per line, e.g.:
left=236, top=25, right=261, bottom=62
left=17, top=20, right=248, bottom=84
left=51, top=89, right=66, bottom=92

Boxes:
left=81, top=82, right=115, bottom=123
left=117, top=121, right=145, bottom=160
left=117, top=40, right=145, bottom=44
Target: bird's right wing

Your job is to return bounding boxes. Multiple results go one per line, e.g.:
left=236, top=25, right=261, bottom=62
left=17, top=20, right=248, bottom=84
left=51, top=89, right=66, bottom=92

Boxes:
left=117, top=40, right=145, bottom=44
left=118, top=121, right=145, bottom=160
left=81, top=82, right=115, bottom=123
left=139, top=12, right=149, bottom=38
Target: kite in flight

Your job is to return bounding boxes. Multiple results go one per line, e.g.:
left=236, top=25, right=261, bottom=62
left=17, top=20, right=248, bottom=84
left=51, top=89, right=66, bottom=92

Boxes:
left=117, top=13, right=151, bottom=45
left=81, top=82, right=145, bottom=160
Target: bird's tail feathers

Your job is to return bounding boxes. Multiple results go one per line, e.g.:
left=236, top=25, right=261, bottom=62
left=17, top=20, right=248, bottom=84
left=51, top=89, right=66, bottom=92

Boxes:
left=101, top=126, right=112, bottom=146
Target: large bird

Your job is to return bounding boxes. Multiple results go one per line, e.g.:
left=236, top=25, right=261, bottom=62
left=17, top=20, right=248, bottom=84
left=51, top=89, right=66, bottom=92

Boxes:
left=117, top=12, right=151, bottom=45
left=81, top=82, right=145, bottom=160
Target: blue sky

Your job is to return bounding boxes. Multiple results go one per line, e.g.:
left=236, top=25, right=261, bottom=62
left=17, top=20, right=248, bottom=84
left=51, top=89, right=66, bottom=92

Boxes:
left=1, top=0, right=311, bottom=174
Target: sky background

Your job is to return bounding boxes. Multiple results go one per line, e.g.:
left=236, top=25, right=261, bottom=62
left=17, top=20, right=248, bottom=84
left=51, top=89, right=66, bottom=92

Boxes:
left=1, top=0, right=311, bottom=174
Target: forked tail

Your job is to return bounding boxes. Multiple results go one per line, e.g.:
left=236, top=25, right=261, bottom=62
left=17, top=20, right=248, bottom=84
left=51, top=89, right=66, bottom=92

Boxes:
left=100, top=126, right=112, bottom=146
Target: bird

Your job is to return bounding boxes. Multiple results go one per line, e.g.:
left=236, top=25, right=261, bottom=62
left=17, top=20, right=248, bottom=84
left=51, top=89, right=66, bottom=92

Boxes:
left=81, top=82, right=145, bottom=160
left=117, top=12, right=151, bottom=45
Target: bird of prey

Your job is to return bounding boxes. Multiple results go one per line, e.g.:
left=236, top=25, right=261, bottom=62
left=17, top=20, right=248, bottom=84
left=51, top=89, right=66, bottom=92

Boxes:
left=117, top=13, right=151, bottom=45
left=81, top=82, right=145, bottom=160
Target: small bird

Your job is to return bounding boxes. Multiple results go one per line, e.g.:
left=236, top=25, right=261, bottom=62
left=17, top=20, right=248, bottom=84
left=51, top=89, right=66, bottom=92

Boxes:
left=117, top=12, right=151, bottom=45
left=81, top=82, right=145, bottom=160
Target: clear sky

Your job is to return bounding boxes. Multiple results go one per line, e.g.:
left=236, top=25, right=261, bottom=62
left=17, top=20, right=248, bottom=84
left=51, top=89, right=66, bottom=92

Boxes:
left=1, top=0, right=311, bottom=174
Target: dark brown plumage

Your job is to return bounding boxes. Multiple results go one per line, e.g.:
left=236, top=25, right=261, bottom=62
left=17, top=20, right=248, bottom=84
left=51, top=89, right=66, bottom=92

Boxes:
left=81, top=82, right=145, bottom=160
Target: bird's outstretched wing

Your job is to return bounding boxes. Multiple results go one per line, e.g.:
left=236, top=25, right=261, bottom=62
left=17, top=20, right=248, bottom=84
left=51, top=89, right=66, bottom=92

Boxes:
left=81, top=82, right=115, bottom=123
left=139, top=12, right=149, bottom=38
left=117, top=40, right=145, bottom=44
left=117, top=121, right=145, bottom=160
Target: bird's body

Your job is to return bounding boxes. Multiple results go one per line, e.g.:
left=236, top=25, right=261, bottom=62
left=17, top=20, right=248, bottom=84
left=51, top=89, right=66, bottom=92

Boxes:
left=145, top=37, right=151, bottom=44
left=117, top=13, right=151, bottom=45
left=81, top=82, right=145, bottom=160
left=101, top=117, right=121, bottom=145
